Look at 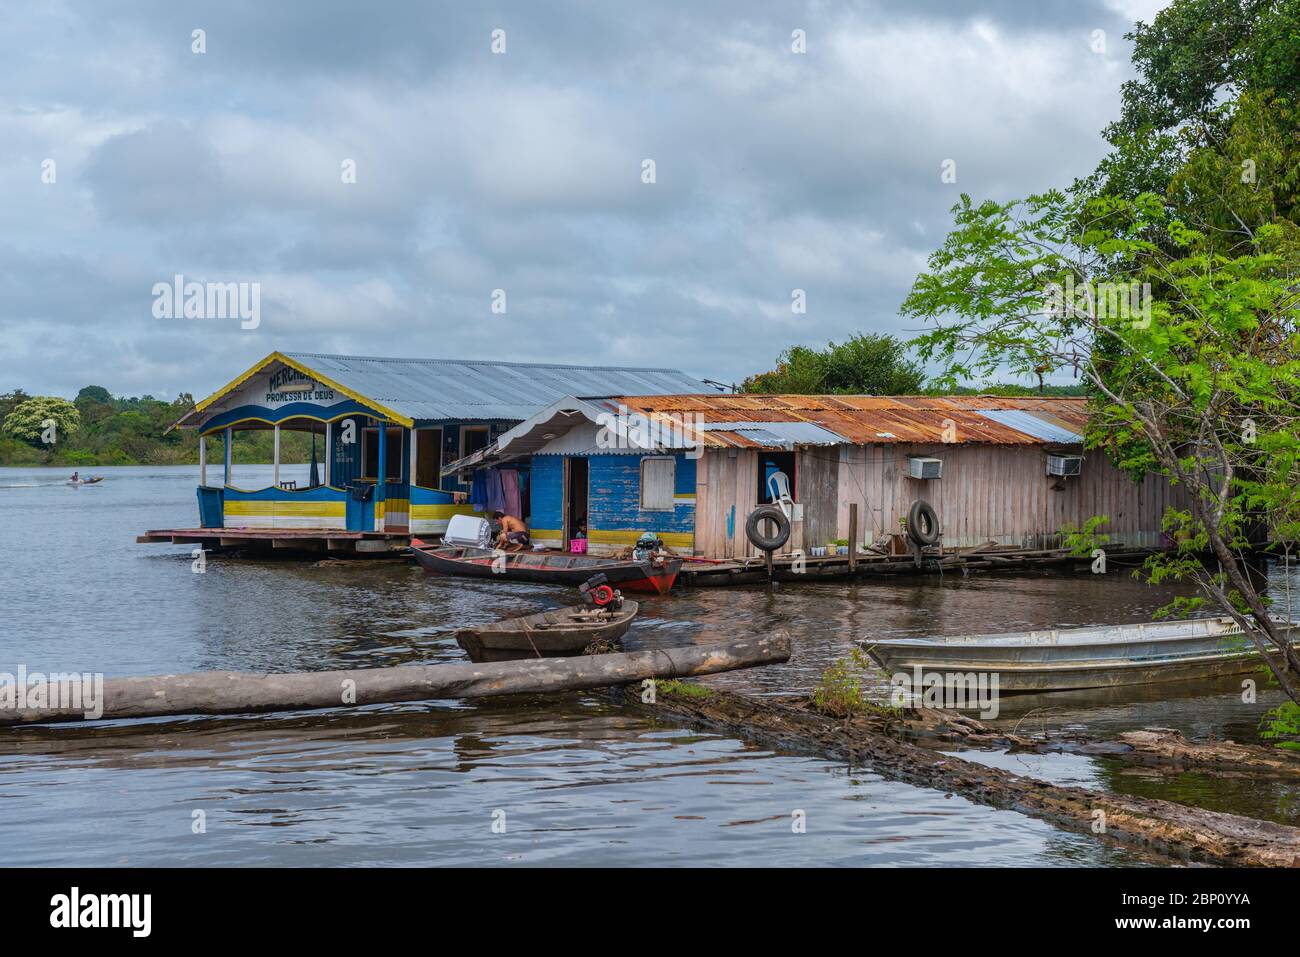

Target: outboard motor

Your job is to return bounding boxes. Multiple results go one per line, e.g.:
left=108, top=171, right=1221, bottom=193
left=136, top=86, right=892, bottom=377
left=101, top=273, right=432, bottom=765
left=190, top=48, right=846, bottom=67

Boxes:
left=632, top=533, right=662, bottom=564
left=579, top=573, right=622, bottom=610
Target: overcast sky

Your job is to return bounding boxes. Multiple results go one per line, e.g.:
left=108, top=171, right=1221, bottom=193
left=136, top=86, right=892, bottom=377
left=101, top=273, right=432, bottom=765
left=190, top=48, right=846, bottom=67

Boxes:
left=1, top=0, right=1169, bottom=400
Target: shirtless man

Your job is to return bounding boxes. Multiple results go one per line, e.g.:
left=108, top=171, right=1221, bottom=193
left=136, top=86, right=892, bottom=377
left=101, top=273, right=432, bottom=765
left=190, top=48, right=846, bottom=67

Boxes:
left=493, top=511, right=530, bottom=551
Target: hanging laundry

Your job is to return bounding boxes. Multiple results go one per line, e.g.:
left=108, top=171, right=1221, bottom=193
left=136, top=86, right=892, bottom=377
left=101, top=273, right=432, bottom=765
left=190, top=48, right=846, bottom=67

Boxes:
left=501, top=469, right=522, bottom=519
left=485, top=467, right=508, bottom=514
left=469, top=469, right=489, bottom=510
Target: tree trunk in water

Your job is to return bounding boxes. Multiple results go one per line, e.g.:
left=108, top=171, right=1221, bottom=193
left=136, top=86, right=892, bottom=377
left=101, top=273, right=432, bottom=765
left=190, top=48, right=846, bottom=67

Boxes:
left=0, top=637, right=790, bottom=727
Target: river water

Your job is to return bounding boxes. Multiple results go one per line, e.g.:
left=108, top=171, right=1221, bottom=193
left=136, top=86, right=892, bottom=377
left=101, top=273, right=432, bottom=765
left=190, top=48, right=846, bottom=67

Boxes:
left=2, top=465, right=1297, bottom=866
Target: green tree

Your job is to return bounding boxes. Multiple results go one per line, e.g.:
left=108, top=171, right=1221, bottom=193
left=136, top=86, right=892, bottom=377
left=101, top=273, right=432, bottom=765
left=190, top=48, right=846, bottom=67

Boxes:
left=743, top=333, right=926, bottom=395
left=1086, top=0, right=1300, bottom=200
left=1, top=396, right=81, bottom=447
left=902, top=188, right=1300, bottom=705
left=75, top=385, right=113, bottom=406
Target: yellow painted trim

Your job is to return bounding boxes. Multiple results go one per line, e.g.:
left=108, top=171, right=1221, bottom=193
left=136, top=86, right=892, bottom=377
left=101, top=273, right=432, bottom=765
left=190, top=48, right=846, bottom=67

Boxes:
left=224, top=501, right=346, bottom=517
left=410, top=503, right=481, bottom=520
left=589, top=529, right=694, bottom=548
left=375, top=499, right=412, bottom=520
left=528, top=528, right=562, bottom=539
left=194, top=351, right=415, bottom=428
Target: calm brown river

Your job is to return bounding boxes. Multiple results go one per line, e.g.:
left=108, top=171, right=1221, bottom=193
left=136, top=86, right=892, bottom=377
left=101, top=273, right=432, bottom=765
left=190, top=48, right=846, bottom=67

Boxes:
left=2, top=465, right=1296, bottom=866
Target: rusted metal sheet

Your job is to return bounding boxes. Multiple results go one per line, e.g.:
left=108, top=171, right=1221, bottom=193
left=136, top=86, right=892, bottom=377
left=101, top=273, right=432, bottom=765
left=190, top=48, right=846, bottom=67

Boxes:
left=613, top=394, right=1089, bottom=448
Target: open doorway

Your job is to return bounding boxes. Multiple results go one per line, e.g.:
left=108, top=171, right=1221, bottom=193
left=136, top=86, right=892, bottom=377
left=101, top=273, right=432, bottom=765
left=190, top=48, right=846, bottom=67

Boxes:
left=564, top=457, right=589, bottom=549
left=757, top=451, right=796, bottom=504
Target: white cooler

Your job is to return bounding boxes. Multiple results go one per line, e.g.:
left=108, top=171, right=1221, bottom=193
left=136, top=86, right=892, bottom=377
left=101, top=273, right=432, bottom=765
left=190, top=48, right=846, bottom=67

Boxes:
left=444, top=514, right=491, bottom=548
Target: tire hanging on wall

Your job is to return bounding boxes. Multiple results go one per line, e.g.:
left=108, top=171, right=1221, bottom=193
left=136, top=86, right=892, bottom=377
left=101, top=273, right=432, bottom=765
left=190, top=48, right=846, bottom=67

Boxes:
left=906, top=499, right=941, bottom=546
left=746, top=505, right=791, bottom=552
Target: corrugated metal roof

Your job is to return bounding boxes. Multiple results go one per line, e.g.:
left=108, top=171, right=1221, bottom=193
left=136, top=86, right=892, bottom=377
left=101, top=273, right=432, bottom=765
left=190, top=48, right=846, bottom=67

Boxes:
left=972, top=408, right=1084, bottom=444
left=698, top=420, right=849, bottom=448
left=611, top=394, right=1089, bottom=447
left=283, top=353, right=711, bottom=422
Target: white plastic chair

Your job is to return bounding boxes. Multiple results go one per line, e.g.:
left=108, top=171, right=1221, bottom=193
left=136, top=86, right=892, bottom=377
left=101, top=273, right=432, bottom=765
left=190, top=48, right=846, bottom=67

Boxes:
left=767, top=470, right=795, bottom=519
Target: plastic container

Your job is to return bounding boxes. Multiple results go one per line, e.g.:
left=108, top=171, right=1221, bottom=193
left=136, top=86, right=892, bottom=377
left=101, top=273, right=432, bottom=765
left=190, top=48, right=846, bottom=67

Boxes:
left=570, top=538, right=588, bottom=554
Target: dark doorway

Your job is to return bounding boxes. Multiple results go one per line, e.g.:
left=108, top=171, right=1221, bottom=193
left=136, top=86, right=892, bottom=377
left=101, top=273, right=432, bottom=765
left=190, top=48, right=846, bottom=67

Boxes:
left=757, top=451, right=796, bottom=504
left=565, top=458, right=589, bottom=548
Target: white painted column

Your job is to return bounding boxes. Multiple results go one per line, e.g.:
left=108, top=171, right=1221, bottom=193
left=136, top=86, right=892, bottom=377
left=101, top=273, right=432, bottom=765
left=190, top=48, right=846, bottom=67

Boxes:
left=410, top=428, right=420, bottom=488
left=324, top=423, right=332, bottom=487
left=273, top=424, right=281, bottom=488
left=199, top=433, right=207, bottom=488
left=224, top=428, right=232, bottom=486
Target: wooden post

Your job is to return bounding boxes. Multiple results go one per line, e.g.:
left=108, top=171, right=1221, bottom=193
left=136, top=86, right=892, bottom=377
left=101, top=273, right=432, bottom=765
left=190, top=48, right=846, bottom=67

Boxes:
left=376, top=422, right=387, bottom=531
left=0, top=636, right=791, bottom=726
left=848, top=503, right=858, bottom=573
left=273, top=423, right=281, bottom=488
left=324, top=423, right=332, bottom=488
left=199, top=433, right=207, bottom=488
left=223, top=427, right=232, bottom=486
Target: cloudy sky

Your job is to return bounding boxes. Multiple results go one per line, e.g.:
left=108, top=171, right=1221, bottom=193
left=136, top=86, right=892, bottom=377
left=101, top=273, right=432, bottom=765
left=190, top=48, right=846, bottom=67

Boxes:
left=1, top=0, right=1168, bottom=400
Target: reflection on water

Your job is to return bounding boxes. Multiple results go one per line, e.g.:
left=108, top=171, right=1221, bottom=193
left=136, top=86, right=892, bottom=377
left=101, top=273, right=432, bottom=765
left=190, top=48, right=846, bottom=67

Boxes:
left=1, top=465, right=1296, bottom=865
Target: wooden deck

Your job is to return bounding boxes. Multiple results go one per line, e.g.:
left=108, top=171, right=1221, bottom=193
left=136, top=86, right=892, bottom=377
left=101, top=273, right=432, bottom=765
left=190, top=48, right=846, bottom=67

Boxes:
left=136, top=527, right=411, bottom=554
left=677, top=543, right=1159, bottom=586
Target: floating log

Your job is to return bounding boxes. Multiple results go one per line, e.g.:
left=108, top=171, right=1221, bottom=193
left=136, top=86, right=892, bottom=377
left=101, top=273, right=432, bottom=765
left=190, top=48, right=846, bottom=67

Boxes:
left=620, top=684, right=1300, bottom=867
left=0, top=637, right=789, bottom=727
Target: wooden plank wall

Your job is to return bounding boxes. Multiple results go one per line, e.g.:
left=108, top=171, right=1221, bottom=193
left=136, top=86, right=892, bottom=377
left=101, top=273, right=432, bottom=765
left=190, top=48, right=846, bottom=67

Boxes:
left=693, top=443, right=1188, bottom=556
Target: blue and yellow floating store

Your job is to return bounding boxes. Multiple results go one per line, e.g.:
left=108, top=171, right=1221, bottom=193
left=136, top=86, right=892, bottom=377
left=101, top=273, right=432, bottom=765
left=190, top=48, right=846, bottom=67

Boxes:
left=141, top=351, right=706, bottom=551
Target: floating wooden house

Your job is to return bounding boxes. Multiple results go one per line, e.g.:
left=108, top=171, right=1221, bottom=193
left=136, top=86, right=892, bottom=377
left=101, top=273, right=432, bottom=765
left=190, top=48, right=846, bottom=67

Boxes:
left=444, top=393, right=1187, bottom=559
left=149, top=352, right=708, bottom=548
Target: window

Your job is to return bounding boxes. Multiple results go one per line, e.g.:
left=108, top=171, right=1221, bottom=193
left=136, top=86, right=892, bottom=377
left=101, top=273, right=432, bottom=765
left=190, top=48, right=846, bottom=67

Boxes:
left=640, top=457, right=676, bottom=511
left=461, top=426, right=489, bottom=459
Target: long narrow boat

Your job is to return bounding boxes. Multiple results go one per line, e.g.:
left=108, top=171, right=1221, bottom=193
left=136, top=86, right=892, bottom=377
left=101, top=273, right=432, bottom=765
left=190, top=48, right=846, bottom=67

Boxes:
left=410, top=542, right=682, bottom=595
left=455, top=601, right=639, bottom=662
left=860, top=616, right=1300, bottom=693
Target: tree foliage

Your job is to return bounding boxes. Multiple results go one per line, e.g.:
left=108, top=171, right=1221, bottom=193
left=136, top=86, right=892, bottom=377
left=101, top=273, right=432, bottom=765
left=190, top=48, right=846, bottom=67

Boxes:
left=0, top=397, right=80, bottom=445
left=742, top=333, right=926, bottom=395
left=0, top=388, right=311, bottom=466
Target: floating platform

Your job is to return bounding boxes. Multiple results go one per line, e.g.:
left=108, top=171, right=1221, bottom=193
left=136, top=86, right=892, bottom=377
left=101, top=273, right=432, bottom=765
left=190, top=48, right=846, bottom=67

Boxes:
left=677, top=544, right=1159, bottom=586
left=136, top=527, right=411, bottom=554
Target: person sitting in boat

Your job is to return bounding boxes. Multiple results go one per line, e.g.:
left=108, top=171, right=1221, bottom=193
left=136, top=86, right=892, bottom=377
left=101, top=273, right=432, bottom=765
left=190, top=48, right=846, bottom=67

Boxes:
left=493, top=511, right=530, bottom=551
left=70, top=471, right=80, bottom=483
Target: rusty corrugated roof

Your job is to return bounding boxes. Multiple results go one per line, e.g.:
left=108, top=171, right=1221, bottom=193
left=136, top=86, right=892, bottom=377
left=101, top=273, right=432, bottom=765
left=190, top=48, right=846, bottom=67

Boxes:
left=608, top=394, right=1088, bottom=448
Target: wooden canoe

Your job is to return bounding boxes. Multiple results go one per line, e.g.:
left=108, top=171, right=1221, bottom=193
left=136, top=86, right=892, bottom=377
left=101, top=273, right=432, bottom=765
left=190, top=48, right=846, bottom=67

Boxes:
left=455, top=601, right=640, bottom=662
left=411, top=542, right=681, bottom=595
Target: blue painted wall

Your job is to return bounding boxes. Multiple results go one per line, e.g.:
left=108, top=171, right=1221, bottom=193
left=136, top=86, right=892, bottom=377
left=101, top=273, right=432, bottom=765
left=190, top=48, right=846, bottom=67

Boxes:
left=588, top=454, right=696, bottom=541
left=530, top=455, right=564, bottom=533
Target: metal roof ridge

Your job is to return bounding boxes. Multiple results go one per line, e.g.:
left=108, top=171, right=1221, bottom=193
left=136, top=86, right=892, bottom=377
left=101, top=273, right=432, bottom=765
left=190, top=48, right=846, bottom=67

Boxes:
left=282, top=351, right=695, bottom=374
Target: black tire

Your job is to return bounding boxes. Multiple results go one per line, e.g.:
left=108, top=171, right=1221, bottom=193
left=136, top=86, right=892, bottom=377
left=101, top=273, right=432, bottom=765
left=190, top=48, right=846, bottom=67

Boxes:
left=746, top=505, right=791, bottom=552
left=907, top=500, right=941, bottom=546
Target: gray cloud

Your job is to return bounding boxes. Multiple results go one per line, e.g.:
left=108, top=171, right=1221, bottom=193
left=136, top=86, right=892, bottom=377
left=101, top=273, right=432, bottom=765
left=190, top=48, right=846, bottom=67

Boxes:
left=0, top=0, right=1167, bottom=398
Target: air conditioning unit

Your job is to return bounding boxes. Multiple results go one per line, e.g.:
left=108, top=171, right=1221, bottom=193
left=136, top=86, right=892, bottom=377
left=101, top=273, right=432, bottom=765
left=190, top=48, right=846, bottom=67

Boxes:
left=908, top=457, right=943, bottom=480
left=1046, top=454, right=1083, bottom=477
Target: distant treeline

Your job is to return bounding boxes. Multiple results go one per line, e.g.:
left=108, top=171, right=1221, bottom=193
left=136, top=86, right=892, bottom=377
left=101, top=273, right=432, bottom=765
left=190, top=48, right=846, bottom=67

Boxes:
left=0, top=386, right=311, bottom=467
left=2, top=349, right=1083, bottom=466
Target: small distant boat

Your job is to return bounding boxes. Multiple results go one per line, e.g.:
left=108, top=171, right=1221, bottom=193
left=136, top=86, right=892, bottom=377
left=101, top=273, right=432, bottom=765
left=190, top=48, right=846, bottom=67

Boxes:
left=861, top=616, right=1300, bottom=693
left=410, top=542, right=682, bottom=595
left=67, top=476, right=104, bottom=486
left=455, top=600, right=639, bottom=662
